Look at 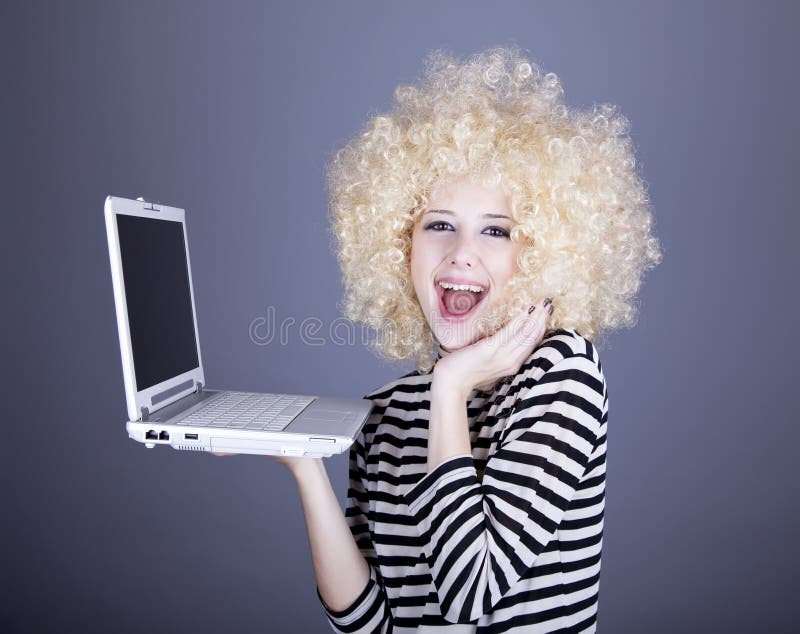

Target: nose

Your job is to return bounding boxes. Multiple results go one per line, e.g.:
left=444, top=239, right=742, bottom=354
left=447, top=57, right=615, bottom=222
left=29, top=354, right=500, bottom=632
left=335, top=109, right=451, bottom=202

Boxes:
left=448, top=233, right=477, bottom=269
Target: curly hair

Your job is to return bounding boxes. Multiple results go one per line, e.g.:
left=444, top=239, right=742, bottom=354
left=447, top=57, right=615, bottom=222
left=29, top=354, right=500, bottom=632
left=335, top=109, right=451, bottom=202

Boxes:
left=327, top=46, right=663, bottom=372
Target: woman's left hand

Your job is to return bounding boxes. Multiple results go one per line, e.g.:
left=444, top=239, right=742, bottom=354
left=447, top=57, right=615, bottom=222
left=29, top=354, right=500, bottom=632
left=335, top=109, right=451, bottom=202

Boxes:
left=433, top=297, right=553, bottom=397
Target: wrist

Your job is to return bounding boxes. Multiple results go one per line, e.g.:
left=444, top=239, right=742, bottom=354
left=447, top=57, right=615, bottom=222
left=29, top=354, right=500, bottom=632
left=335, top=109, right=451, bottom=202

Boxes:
left=432, top=365, right=472, bottom=402
left=288, top=456, right=325, bottom=483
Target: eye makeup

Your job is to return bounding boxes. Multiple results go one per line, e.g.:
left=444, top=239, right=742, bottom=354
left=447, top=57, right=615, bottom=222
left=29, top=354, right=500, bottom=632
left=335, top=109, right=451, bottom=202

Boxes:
left=423, top=221, right=510, bottom=238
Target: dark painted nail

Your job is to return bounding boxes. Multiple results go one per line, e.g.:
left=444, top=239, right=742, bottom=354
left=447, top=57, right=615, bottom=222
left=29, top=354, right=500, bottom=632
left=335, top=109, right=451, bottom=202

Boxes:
left=548, top=305, right=554, bottom=315
left=528, top=305, right=535, bottom=314
left=544, top=297, right=552, bottom=307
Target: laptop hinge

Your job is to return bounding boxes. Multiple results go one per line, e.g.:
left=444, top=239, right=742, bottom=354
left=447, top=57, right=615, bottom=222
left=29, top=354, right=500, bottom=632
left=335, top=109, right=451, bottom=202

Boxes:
left=140, top=378, right=197, bottom=421
left=196, top=381, right=203, bottom=393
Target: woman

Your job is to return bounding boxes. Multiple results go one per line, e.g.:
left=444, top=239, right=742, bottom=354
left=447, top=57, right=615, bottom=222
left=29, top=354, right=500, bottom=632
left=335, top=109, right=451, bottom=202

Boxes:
left=274, top=47, right=661, bottom=632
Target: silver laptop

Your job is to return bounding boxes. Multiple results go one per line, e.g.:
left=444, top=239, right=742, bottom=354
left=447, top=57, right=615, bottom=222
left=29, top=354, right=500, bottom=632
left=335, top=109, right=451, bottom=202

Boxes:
left=105, top=195, right=372, bottom=458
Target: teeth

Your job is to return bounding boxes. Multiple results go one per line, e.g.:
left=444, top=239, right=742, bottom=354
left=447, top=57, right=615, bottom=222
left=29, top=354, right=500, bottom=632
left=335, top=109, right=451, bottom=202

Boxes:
left=438, top=281, right=485, bottom=293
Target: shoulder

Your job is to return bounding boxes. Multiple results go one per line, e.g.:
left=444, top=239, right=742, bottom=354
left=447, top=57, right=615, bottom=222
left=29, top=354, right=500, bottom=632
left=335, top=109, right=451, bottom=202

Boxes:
left=521, top=327, right=602, bottom=371
left=362, top=368, right=433, bottom=404
left=356, top=370, right=433, bottom=458
left=501, top=328, right=608, bottom=442
left=532, top=327, right=601, bottom=366
left=511, top=327, right=607, bottom=399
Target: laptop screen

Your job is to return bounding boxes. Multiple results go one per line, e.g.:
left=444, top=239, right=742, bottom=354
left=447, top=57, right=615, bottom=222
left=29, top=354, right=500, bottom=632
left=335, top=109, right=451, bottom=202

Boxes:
left=116, top=214, right=200, bottom=391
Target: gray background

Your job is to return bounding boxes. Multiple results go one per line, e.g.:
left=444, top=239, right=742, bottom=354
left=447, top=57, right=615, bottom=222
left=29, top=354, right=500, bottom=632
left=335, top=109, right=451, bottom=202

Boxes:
left=2, top=1, right=797, bottom=632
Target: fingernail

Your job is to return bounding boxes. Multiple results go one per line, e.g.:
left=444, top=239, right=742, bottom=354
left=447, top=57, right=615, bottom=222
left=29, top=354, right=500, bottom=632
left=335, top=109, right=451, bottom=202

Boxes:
left=544, top=297, right=552, bottom=307
left=548, top=304, right=554, bottom=315
left=528, top=305, right=535, bottom=314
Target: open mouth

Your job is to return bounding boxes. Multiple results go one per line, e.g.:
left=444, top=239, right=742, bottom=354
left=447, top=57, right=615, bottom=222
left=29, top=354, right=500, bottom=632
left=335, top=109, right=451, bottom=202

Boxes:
left=435, top=279, right=489, bottom=321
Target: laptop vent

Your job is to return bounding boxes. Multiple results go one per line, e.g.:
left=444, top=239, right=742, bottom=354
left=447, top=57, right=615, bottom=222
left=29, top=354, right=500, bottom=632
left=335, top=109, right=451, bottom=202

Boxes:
left=175, top=445, right=207, bottom=452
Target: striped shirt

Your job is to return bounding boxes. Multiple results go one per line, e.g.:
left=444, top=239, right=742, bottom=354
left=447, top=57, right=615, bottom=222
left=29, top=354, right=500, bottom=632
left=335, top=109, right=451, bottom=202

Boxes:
left=318, top=328, right=608, bottom=633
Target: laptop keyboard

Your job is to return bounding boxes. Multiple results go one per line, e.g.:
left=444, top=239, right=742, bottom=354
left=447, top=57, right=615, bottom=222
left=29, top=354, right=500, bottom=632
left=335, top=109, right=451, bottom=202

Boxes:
left=175, top=392, right=316, bottom=431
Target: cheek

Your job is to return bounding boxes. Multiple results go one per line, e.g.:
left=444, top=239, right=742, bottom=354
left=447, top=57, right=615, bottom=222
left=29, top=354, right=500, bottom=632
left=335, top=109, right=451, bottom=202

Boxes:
left=493, top=245, right=523, bottom=283
left=409, top=235, right=430, bottom=296
left=410, top=226, right=436, bottom=259
left=409, top=235, right=420, bottom=275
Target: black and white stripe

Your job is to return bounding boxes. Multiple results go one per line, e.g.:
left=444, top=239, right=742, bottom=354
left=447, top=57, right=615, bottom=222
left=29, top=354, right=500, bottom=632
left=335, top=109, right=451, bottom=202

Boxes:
left=319, top=329, right=608, bottom=633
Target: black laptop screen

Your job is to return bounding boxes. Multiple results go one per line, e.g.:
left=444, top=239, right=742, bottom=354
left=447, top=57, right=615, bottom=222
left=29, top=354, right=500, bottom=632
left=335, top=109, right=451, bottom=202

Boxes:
left=116, top=214, right=200, bottom=391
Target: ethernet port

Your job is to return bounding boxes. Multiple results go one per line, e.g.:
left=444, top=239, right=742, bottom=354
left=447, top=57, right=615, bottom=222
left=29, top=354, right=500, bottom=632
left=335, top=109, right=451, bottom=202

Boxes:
left=145, top=430, right=158, bottom=440
left=159, top=430, right=170, bottom=441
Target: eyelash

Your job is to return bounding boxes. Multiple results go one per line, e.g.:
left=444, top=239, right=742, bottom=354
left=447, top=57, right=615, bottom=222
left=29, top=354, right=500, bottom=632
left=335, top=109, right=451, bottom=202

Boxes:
left=425, top=221, right=510, bottom=239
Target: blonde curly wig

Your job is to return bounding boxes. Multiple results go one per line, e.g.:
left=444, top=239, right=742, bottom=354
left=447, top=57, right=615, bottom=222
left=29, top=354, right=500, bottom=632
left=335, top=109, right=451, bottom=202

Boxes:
left=327, top=46, right=663, bottom=372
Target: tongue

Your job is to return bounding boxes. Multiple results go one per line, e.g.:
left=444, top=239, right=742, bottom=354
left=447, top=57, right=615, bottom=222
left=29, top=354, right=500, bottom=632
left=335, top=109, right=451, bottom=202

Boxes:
left=443, top=289, right=479, bottom=315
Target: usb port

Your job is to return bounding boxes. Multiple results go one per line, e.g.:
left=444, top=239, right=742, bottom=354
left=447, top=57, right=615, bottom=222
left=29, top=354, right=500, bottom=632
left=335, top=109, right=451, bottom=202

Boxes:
left=184, top=433, right=199, bottom=440
left=159, top=431, right=170, bottom=441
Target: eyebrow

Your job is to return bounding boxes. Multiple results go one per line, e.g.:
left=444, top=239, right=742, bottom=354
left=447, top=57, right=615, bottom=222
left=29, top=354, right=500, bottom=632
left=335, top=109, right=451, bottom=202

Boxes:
left=425, top=209, right=512, bottom=221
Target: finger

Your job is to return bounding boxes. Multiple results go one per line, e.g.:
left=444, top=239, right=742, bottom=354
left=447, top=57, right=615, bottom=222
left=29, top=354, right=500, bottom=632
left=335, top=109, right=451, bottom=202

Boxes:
left=507, top=298, right=547, bottom=335
left=516, top=298, right=553, bottom=345
left=483, top=310, right=527, bottom=349
left=484, top=297, right=550, bottom=350
left=528, top=297, right=553, bottom=324
left=482, top=306, right=528, bottom=351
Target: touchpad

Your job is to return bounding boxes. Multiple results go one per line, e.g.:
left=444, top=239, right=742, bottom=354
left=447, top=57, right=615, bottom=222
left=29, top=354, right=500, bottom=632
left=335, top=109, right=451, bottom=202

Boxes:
left=287, top=408, right=348, bottom=433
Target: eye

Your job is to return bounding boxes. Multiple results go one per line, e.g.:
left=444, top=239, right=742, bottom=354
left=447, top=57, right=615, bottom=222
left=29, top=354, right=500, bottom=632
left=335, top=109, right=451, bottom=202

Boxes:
left=423, top=221, right=510, bottom=238
left=483, top=226, right=511, bottom=238
left=425, top=221, right=454, bottom=232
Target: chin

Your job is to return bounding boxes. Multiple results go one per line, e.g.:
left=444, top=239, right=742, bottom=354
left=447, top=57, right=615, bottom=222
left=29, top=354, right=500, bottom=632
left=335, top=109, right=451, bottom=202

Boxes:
left=435, top=333, right=476, bottom=352
left=431, top=295, right=514, bottom=351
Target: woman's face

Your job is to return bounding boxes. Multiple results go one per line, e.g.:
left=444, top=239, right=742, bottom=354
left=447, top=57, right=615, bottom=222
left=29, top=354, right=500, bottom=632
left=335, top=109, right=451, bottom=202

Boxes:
left=410, top=175, right=524, bottom=351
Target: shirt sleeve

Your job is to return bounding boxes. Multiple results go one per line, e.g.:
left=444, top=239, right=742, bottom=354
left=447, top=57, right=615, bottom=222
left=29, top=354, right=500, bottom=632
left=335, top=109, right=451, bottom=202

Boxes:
left=402, top=350, right=606, bottom=624
left=317, top=434, right=393, bottom=633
